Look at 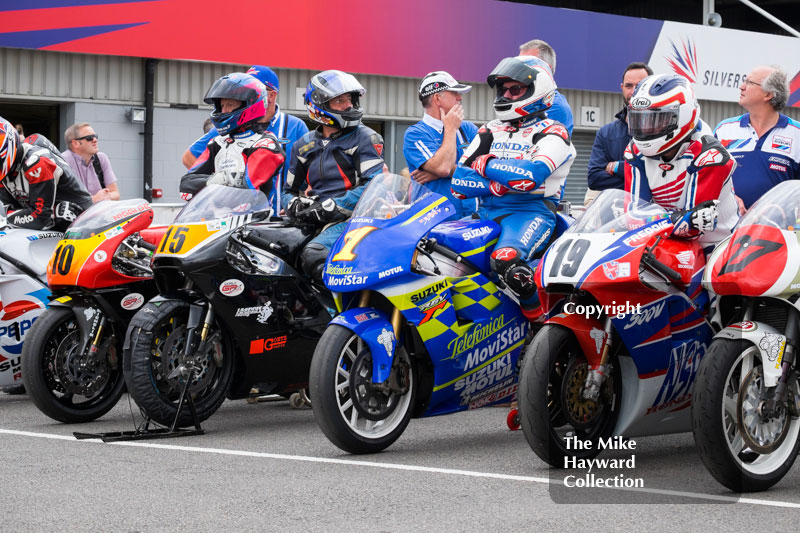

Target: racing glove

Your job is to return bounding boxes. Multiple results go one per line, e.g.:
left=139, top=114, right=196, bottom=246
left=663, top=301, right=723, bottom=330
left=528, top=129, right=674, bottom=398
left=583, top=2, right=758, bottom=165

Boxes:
left=671, top=200, right=718, bottom=238
left=296, top=198, right=346, bottom=225
left=470, top=154, right=496, bottom=177
left=286, top=195, right=317, bottom=219
left=489, top=181, right=509, bottom=197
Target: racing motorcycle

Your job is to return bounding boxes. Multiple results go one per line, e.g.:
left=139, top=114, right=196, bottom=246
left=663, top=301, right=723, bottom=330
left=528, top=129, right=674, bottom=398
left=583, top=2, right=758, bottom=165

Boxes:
left=0, top=205, right=62, bottom=390
left=309, top=173, right=572, bottom=454
left=517, top=189, right=714, bottom=466
left=693, top=180, right=800, bottom=492
left=123, top=184, right=332, bottom=428
left=21, top=199, right=164, bottom=423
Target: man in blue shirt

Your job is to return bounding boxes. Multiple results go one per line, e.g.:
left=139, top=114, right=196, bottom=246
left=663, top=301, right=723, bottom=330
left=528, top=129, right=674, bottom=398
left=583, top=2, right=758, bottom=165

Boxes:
left=519, top=39, right=573, bottom=136
left=715, top=65, right=800, bottom=212
left=181, top=65, right=308, bottom=213
left=403, top=71, right=478, bottom=217
left=586, top=62, right=652, bottom=200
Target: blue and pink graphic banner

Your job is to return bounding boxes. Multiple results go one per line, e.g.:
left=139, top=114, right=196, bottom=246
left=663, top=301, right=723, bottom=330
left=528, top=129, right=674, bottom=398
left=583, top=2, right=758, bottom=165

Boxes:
left=1, top=0, right=798, bottom=106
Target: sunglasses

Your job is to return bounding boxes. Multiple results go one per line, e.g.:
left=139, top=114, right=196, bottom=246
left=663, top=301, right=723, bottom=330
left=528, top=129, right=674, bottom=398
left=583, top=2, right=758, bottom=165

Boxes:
left=75, top=134, right=98, bottom=142
left=499, top=85, right=527, bottom=97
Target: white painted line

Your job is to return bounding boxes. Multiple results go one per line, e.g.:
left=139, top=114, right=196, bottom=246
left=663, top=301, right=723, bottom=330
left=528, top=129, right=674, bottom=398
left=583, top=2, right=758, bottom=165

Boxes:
left=2, top=428, right=799, bottom=508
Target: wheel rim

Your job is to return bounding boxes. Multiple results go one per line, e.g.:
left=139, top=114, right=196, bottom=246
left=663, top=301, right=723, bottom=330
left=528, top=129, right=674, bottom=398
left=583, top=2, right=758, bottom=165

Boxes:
left=721, top=346, right=800, bottom=475
left=150, top=314, right=224, bottom=404
left=334, top=334, right=412, bottom=439
left=40, top=312, right=120, bottom=409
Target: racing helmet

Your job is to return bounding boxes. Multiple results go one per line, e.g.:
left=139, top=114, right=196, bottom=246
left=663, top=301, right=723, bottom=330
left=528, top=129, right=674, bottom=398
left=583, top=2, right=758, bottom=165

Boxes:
left=0, top=117, right=21, bottom=182
left=628, top=74, right=699, bottom=157
left=204, top=73, right=268, bottom=136
left=304, top=70, right=366, bottom=129
left=487, top=56, right=556, bottom=122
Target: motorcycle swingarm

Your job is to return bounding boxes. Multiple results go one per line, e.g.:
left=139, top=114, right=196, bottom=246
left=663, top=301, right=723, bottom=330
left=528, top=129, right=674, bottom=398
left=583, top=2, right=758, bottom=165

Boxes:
left=329, top=308, right=396, bottom=384
left=715, top=322, right=785, bottom=387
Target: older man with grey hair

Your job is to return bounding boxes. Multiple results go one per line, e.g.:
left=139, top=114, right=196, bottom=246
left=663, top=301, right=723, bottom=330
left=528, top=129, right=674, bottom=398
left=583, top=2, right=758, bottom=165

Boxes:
left=714, top=65, right=799, bottom=211
left=519, top=39, right=574, bottom=135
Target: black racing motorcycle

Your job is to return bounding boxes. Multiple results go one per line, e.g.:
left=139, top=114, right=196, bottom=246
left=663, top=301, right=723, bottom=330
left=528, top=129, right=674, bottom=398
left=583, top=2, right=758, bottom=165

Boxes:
left=123, top=184, right=332, bottom=427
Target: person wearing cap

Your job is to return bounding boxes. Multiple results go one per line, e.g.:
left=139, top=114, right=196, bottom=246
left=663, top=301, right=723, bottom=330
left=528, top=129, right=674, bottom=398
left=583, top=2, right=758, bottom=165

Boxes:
left=403, top=71, right=478, bottom=217
left=181, top=65, right=308, bottom=212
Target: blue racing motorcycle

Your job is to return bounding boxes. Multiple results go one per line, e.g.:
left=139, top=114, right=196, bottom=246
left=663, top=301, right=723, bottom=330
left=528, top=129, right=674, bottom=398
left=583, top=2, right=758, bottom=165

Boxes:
left=309, top=173, right=571, bottom=453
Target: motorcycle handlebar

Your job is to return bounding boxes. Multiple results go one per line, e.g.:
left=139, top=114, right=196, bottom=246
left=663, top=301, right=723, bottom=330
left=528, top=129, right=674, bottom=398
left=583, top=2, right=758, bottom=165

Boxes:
left=136, top=238, right=157, bottom=252
left=641, top=252, right=681, bottom=282
left=241, top=231, right=286, bottom=254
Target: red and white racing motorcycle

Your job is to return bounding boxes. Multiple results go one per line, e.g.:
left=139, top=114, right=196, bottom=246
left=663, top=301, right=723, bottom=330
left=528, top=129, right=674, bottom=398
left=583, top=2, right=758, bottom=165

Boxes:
left=694, top=180, right=800, bottom=492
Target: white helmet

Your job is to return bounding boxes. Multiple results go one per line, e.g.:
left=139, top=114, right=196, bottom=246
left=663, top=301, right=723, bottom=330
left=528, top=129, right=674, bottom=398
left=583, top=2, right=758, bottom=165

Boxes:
left=628, top=74, right=699, bottom=157
left=487, top=56, right=556, bottom=122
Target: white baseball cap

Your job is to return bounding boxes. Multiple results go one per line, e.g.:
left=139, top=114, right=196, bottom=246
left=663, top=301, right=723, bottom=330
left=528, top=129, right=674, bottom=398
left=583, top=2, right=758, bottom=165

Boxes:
left=418, top=71, right=472, bottom=100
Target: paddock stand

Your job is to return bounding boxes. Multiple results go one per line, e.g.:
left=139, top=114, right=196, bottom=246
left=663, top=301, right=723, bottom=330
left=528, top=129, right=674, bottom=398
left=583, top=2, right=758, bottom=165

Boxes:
left=74, top=366, right=204, bottom=443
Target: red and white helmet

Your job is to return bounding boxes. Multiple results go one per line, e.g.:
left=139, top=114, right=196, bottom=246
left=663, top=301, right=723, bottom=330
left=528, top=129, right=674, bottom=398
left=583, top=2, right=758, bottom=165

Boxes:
left=0, top=117, right=21, bottom=182
left=628, top=74, right=699, bottom=157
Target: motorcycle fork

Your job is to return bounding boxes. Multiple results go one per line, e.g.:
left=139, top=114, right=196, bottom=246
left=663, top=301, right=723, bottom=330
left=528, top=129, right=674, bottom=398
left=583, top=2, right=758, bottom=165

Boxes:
left=359, top=289, right=408, bottom=393
left=763, top=303, right=799, bottom=416
left=582, top=316, right=614, bottom=402
left=182, top=303, right=213, bottom=363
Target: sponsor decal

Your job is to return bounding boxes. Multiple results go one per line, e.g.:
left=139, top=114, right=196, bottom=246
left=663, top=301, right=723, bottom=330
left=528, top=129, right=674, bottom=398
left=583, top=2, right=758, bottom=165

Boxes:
left=93, top=250, right=107, bottom=263
left=658, top=163, right=674, bottom=172
left=0, top=318, right=37, bottom=341
left=418, top=295, right=448, bottom=325
left=113, top=203, right=150, bottom=221
left=459, top=321, right=526, bottom=371
left=490, top=141, right=527, bottom=152
left=468, top=382, right=517, bottom=410
left=350, top=217, right=374, bottom=224
left=219, top=279, right=244, bottom=297
left=590, top=328, right=605, bottom=354
left=447, top=315, right=508, bottom=360
left=235, top=302, right=274, bottom=324
left=729, top=321, right=756, bottom=331
left=418, top=207, right=443, bottom=225
left=462, top=226, right=493, bottom=241
left=630, top=96, right=651, bottom=109
left=354, top=311, right=380, bottom=323
left=14, top=214, right=34, bottom=224
left=602, top=261, right=630, bottom=280
left=520, top=219, right=542, bottom=247
left=377, top=328, right=394, bottom=358
left=378, top=266, right=403, bottom=279
left=456, top=360, right=515, bottom=405
left=522, top=127, right=534, bottom=137
left=623, top=300, right=666, bottom=330
left=696, top=149, right=723, bottom=166
left=491, top=248, right=517, bottom=261
left=770, top=163, right=787, bottom=172
left=327, top=273, right=368, bottom=287
left=647, top=340, right=705, bottom=414
left=120, top=293, right=145, bottom=310
left=493, top=163, right=534, bottom=182
left=326, top=265, right=353, bottom=275
left=759, top=332, right=784, bottom=363
left=104, top=226, right=124, bottom=239
left=772, top=136, right=792, bottom=152
left=26, top=232, right=62, bottom=241
left=676, top=250, right=694, bottom=269
left=623, top=219, right=671, bottom=246
left=791, top=283, right=800, bottom=290
left=410, top=280, right=448, bottom=303
left=0, top=354, right=23, bottom=380
left=206, top=218, right=231, bottom=231
left=452, top=177, right=486, bottom=189
left=249, top=335, right=288, bottom=354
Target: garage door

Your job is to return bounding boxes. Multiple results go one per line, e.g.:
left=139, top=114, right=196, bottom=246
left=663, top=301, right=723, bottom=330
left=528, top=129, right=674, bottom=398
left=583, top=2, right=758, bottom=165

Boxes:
left=562, top=130, right=596, bottom=206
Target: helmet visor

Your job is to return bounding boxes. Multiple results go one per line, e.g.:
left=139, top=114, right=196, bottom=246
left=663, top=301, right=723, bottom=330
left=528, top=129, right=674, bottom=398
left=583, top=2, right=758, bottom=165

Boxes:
left=203, top=77, right=256, bottom=106
left=628, top=105, right=679, bottom=141
left=487, top=57, right=535, bottom=88
left=311, top=71, right=366, bottom=103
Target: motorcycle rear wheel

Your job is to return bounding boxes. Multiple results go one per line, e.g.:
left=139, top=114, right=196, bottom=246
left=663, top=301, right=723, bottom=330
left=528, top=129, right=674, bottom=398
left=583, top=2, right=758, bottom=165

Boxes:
left=692, top=339, right=800, bottom=492
left=125, top=300, right=233, bottom=428
left=22, top=307, right=125, bottom=423
left=310, top=324, right=416, bottom=454
left=519, top=324, right=620, bottom=467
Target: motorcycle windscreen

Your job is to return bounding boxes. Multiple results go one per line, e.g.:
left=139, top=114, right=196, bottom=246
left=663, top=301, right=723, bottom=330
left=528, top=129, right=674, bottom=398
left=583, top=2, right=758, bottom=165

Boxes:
left=324, top=173, right=457, bottom=291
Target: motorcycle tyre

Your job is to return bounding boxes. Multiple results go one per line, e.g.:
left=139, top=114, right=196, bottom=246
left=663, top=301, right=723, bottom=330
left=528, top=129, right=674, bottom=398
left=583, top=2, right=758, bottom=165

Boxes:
left=125, top=300, right=233, bottom=428
left=310, top=325, right=416, bottom=454
left=692, top=339, right=800, bottom=492
left=22, top=307, right=125, bottom=423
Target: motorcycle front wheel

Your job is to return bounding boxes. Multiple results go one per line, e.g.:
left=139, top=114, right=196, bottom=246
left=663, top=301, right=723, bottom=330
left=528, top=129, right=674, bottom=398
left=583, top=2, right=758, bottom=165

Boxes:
left=21, top=306, right=125, bottom=423
left=518, top=324, right=621, bottom=467
left=124, top=300, right=233, bottom=428
left=309, top=324, right=416, bottom=454
left=692, top=339, right=800, bottom=492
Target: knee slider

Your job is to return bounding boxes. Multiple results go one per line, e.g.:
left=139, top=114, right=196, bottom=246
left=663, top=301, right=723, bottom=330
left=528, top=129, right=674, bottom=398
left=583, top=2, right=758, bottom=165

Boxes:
left=300, top=242, right=329, bottom=283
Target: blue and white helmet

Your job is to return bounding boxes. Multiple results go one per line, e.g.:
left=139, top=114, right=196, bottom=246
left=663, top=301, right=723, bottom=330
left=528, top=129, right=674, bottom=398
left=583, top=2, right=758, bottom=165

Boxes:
left=487, top=56, right=556, bottom=122
left=305, top=70, right=366, bottom=129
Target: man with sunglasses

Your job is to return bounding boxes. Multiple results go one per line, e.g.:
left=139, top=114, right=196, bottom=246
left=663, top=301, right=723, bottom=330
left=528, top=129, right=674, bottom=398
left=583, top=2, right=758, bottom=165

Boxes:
left=403, top=71, right=478, bottom=217
left=452, top=56, right=575, bottom=320
left=62, top=122, right=120, bottom=203
left=714, top=65, right=799, bottom=212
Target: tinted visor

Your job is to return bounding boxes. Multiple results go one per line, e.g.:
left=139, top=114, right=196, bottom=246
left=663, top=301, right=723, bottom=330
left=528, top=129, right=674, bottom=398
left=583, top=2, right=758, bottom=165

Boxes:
left=311, top=72, right=365, bottom=104
left=627, top=105, right=679, bottom=141
left=203, top=77, right=256, bottom=106
left=487, top=57, right=536, bottom=88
